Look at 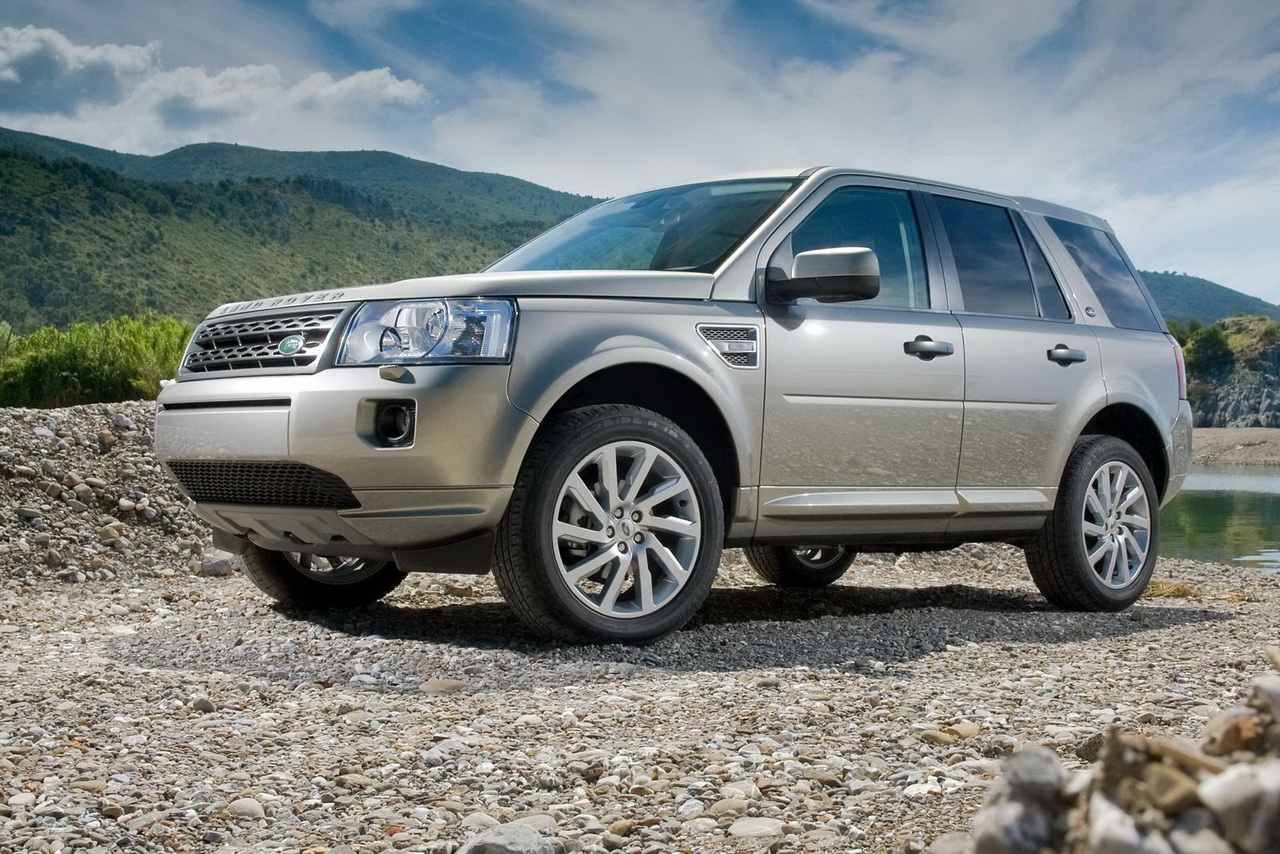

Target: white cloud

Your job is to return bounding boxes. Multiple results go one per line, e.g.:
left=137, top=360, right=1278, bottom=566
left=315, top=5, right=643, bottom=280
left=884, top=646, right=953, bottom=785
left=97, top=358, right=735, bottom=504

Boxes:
left=0, top=3, right=1276, bottom=301
left=0, top=27, right=427, bottom=154
left=309, top=0, right=430, bottom=31
left=0, top=25, right=157, bottom=113
left=426, top=0, right=1280, bottom=301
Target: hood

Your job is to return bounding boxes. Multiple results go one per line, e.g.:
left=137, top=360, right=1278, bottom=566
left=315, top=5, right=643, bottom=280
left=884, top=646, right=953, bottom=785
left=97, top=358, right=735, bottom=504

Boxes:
left=206, top=270, right=716, bottom=318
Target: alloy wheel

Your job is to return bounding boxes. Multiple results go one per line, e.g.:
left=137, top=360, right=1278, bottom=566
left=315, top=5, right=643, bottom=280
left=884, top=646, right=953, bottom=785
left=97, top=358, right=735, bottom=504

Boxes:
left=1079, top=460, right=1151, bottom=589
left=551, top=440, right=702, bottom=619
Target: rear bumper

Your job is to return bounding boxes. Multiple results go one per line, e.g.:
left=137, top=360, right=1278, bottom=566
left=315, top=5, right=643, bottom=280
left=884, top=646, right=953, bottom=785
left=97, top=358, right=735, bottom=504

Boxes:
left=1163, top=399, right=1194, bottom=504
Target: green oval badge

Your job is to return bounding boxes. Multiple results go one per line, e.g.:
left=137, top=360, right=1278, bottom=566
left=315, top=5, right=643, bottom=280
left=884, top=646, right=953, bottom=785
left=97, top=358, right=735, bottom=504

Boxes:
left=277, top=334, right=305, bottom=356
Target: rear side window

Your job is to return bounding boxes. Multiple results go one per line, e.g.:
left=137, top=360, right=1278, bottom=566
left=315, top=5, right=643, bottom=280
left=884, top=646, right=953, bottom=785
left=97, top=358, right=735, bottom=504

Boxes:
left=1046, top=218, right=1162, bottom=332
left=1014, top=215, right=1071, bottom=320
left=933, top=196, right=1039, bottom=317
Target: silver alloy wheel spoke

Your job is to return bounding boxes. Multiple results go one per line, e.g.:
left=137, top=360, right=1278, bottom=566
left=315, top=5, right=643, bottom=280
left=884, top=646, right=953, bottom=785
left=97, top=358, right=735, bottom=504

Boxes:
left=793, top=546, right=846, bottom=569
left=286, top=554, right=385, bottom=586
left=552, top=440, right=701, bottom=619
left=1079, top=460, right=1151, bottom=589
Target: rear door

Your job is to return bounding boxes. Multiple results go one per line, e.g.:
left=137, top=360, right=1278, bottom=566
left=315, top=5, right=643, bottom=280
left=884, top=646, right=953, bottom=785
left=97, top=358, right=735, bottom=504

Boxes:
left=924, top=192, right=1106, bottom=535
left=757, top=178, right=964, bottom=541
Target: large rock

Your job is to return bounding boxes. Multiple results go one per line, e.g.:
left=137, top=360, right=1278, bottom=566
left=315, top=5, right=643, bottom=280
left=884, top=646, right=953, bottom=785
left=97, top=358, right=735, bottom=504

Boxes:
left=457, top=824, right=554, bottom=854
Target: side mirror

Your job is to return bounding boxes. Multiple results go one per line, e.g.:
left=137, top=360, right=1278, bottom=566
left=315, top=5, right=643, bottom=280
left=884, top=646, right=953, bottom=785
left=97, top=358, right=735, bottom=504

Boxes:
left=768, top=247, right=881, bottom=303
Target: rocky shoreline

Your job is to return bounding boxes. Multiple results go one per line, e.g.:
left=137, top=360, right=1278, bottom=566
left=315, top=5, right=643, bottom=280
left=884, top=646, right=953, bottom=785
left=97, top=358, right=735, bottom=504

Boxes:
left=3, top=403, right=1279, bottom=853
left=1192, top=427, right=1280, bottom=466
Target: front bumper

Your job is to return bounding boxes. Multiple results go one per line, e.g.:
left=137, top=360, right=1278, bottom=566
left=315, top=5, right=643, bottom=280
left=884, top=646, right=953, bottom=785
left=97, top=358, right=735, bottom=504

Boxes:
left=155, top=364, right=539, bottom=570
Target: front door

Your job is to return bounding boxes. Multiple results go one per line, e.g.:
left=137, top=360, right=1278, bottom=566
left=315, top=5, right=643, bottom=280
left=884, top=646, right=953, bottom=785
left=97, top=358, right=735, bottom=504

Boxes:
left=757, top=182, right=964, bottom=541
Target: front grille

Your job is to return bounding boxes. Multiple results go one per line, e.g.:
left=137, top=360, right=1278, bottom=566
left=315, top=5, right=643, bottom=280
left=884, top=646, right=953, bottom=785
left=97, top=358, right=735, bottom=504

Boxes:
left=698, top=324, right=760, bottom=369
left=167, top=461, right=359, bottom=509
left=182, top=309, right=344, bottom=374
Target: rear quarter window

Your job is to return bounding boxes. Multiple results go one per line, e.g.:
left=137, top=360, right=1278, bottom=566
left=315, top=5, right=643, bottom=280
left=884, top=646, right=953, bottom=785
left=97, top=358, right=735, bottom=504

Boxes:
left=1046, top=218, right=1162, bottom=332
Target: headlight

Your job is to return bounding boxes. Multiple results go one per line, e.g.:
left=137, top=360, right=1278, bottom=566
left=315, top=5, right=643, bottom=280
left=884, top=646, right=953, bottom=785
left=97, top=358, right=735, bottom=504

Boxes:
left=338, top=298, right=516, bottom=365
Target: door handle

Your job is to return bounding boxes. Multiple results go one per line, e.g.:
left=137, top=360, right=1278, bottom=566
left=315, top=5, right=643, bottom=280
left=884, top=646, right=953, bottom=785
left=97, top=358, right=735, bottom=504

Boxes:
left=903, top=336, right=955, bottom=360
left=1047, top=344, right=1087, bottom=365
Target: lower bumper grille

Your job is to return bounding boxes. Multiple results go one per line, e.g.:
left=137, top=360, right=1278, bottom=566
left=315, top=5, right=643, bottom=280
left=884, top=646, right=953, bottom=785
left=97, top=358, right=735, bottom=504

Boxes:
left=167, top=461, right=359, bottom=509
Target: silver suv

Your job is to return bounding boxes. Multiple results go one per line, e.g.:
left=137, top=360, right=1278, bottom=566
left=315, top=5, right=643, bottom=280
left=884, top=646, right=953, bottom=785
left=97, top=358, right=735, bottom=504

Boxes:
left=155, top=167, right=1193, bottom=643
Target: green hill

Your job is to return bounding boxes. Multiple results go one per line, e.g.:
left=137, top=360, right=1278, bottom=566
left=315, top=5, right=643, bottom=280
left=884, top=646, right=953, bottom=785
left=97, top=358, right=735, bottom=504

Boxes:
left=0, top=127, right=594, bottom=243
left=3, top=125, right=1277, bottom=334
left=0, top=149, right=511, bottom=331
left=1138, top=271, right=1280, bottom=325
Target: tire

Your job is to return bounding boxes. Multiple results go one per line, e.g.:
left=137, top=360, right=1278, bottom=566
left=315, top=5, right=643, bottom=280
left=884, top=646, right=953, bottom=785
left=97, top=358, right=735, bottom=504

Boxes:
left=240, top=545, right=407, bottom=608
left=745, top=545, right=856, bottom=587
left=494, top=404, right=724, bottom=643
left=1025, top=435, right=1159, bottom=611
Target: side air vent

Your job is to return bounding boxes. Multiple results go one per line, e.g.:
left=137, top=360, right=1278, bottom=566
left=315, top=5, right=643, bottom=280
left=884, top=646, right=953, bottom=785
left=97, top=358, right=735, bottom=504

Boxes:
left=697, top=324, right=760, bottom=369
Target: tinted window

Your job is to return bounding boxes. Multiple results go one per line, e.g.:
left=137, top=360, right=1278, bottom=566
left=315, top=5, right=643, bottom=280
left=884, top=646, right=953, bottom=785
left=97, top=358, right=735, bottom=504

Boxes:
left=1014, top=214, right=1071, bottom=320
left=1046, top=218, right=1162, bottom=332
left=787, top=187, right=928, bottom=308
left=934, top=196, right=1038, bottom=317
left=488, top=179, right=797, bottom=274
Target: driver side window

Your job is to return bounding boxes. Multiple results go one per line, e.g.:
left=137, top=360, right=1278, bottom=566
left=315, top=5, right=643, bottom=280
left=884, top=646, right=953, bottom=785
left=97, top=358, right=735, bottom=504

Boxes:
left=785, top=187, right=930, bottom=309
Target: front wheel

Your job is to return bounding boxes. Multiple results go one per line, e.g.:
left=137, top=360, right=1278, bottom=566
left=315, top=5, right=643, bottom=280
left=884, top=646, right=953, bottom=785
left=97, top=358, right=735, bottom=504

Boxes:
left=494, top=404, right=724, bottom=643
left=1024, top=436, right=1158, bottom=611
left=240, top=545, right=407, bottom=608
left=745, top=545, right=856, bottom=587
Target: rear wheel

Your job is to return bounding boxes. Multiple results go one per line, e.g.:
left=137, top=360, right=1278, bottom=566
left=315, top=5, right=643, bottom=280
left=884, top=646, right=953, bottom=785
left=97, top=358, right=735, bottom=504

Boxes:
left=1025, top=436, right=1158, bottom=611
left=240, top=545, right=407, bottom=608
left=494, top=404, right=723, bottom=643
left=745, top=545, right=856, bottom=587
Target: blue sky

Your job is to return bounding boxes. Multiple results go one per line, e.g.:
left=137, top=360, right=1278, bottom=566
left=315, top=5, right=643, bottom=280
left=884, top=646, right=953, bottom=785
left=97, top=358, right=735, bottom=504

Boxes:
left=1, top=0, right=1278, bottom=302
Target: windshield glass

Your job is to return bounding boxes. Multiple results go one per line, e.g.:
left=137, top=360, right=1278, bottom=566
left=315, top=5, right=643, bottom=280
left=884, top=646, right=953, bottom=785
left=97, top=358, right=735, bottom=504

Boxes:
left=487, top=179, right=798, bottom=274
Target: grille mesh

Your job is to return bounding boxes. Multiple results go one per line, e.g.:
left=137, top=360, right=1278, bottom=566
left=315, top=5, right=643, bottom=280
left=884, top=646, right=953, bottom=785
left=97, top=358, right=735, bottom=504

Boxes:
left=183, top=310, right=342, bottom=374
left=698, top=325, right=759, bottom=369
left=167, top=461, right=359, bottom=509
left=699, top=327, right=753, bottom=341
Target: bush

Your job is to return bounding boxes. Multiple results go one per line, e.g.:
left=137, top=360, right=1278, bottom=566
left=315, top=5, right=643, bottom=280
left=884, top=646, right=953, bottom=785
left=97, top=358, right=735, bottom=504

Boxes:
left=1182, top=323, right=1234, bottom=374
left=0, top=314, right=192, bottom=407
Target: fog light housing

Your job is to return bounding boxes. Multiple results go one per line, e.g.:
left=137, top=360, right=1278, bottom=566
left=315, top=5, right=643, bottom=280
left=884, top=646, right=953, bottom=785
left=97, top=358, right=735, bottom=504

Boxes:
left=374, top=400, right=415, bottom=447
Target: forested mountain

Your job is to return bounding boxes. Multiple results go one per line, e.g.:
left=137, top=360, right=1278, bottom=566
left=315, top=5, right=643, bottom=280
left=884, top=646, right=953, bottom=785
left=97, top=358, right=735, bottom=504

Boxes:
left=1141, top=271, right=1280, bottom=324
left=0, top=150, right=516, bottom=330
left=1, top=126, right=1276, bottom=333
left=0, top=127, right=594, bottom=238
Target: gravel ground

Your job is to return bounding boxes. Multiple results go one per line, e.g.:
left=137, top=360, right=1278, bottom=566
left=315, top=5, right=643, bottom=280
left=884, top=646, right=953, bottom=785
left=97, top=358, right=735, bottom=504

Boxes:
left=2, top=403, right=1278, bottom=854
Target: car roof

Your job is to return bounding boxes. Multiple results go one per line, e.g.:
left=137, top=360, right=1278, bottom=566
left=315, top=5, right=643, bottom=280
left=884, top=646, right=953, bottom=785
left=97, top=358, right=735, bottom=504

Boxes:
left=687, top=166, right=1112, bottom=232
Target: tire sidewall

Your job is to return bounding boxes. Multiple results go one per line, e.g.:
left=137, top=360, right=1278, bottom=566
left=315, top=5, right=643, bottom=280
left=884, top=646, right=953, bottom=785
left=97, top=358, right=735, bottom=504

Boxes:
left=1056, top=437, right=1160, bottom=608
left=522, top=409, right=723, bottom=642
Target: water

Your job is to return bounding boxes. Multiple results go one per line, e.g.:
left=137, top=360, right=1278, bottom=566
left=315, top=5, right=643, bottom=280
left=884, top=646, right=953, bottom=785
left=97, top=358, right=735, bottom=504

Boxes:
left=1160, top=464, right=1280, bottom=571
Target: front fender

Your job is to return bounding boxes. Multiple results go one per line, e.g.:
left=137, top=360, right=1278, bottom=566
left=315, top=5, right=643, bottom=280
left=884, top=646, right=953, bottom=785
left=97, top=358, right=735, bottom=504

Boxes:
left=503, top=298, right=765, bottom=489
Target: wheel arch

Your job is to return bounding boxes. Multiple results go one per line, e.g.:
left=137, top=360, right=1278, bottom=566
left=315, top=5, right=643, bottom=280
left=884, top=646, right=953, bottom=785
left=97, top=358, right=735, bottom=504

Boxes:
left=1078, top=403, right=1169, bottom=499
left=540, top=362, right=743, bottom=519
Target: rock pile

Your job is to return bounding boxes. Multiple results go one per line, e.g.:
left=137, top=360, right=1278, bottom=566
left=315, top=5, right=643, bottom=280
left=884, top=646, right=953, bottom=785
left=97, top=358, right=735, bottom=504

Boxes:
left=954, top=650, right=1280, bottom=854
left=1194, top=344, right=1280, bottom=428
left=0, top=401, right=212, bottom=584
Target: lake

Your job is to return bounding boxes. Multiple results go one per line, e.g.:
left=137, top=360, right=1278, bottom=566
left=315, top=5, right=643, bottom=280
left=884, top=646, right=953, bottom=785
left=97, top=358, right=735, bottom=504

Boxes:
left=1160, top=464, right=1280, bottom=571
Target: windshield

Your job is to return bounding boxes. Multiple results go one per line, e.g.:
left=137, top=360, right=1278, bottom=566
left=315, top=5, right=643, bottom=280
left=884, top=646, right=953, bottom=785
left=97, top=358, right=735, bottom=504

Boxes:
left=487, top=179, right=798, bottom=274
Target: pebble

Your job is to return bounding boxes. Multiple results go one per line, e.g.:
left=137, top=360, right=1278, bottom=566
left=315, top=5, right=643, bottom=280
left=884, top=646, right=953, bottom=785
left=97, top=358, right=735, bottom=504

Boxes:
left=197, top=551, right=238, bottom=577
left=458, top=824, right=553, bottom=854
left=226, top=797, right=266, bottom=819
left=727, top=817, right=785, bottom=838
left=421, top=678, right=468, bottom=694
